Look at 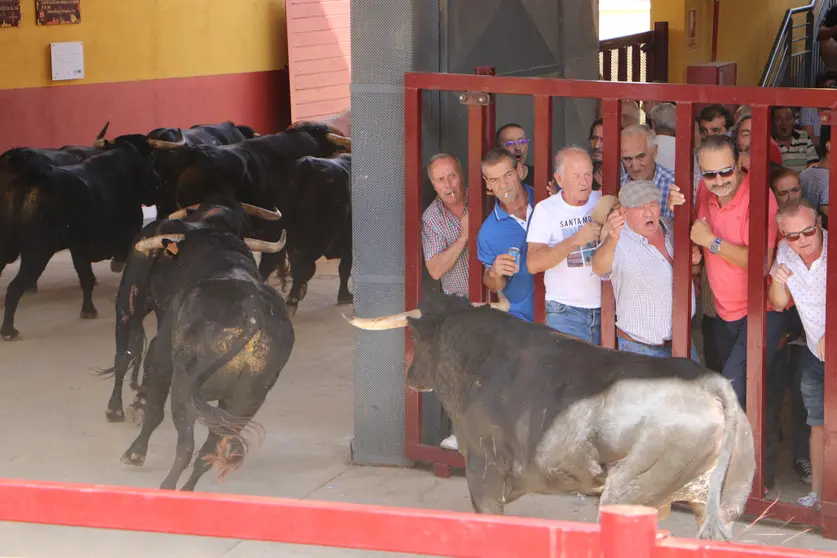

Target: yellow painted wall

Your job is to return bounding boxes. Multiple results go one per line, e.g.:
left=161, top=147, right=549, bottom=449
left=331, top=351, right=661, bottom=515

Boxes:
left=0, top=0, right=287, bottom=90
left=652, top=0, right=808, bottom=85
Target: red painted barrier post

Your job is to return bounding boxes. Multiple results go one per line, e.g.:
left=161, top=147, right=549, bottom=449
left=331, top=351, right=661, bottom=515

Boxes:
left=600, top=506, right=658, bottom=558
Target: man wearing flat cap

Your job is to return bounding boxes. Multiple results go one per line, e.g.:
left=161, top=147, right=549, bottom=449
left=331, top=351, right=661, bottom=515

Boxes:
left=592, top=180, right=702, bottom=359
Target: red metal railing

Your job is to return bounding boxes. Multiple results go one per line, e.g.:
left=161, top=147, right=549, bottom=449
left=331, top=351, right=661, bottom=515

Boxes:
left=404, top=72, right=837, bottom=536
left=0, top=479, right=834, bottom=557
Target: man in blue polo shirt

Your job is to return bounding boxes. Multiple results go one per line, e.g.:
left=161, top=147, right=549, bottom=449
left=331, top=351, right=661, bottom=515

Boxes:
left=477, top=146, right=535, bottom=322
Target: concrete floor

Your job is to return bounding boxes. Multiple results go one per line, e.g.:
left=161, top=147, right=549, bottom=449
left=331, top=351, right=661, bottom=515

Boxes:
left=0, top=253, right=836, bottom=557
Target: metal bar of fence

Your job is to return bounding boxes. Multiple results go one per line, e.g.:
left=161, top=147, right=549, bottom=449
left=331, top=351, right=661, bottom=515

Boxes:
left=1, top=480, right=835, bottom=558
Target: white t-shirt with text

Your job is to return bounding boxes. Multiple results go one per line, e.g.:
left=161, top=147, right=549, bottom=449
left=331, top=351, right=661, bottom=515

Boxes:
left=526, top=191, right=602, bottom=308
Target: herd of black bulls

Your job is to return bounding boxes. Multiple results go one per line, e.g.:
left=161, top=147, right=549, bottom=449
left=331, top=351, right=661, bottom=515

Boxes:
left=0, top=117, right=352, bottom=490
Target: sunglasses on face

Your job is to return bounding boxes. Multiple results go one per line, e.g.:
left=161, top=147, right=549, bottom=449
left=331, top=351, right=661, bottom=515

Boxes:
left=784, top=224, right=818, bottom=242
left=701, top=165, right=736, bottom=180
left=502, top=139, right=530, bottom=148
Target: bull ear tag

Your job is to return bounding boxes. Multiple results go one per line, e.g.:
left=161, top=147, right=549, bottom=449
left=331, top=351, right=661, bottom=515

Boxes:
left=162, top=239, right=180, bottom=258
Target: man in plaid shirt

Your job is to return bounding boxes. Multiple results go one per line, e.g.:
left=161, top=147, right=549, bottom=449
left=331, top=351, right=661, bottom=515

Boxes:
left=422, top=153, right=469, bottom=297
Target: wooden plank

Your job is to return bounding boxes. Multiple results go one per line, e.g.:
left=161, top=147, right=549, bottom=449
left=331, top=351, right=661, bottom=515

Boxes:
left=294, top=70, right=351, bottom=90
left=295, top=84, right=350, bottom=104
left=292, top=42, right=350, bottom=62
left=292, top=57, right=351, bottom=77
left=294, top=98, right=351, bottom=120
left=287, top=1, right=350, bottom=20
left=289, top=28, right=351, bottom=48
left=291, top=14, right=350, bottom=33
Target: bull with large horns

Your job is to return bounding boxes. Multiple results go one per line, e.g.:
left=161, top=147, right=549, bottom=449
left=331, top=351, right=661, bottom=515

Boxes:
left=345, top=292, right=756, bottom=541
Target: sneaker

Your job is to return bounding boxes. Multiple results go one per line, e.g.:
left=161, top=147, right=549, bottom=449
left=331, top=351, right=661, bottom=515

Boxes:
left=794, top=459, right=813, bottom=485
left=798, top=492, right=821, bottom=510
left=440, top=434, right=458, bottom=451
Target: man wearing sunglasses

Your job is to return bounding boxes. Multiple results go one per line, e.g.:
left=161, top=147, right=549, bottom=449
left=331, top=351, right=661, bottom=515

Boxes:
left=769, top=199, right=827, bottom=510
left=668, top=134, right=786, bottom=410
left=496, top=123, right=534, bottom=187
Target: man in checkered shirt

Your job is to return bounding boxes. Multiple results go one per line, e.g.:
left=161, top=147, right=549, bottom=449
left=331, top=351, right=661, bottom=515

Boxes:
left=592, top=180, right=701, bottom=360
left=421, top=153, right=469, bottom=297
left=620, top=124, right=676, bottom=220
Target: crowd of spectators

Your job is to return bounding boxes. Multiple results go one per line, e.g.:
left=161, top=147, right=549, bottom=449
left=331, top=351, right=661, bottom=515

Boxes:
left=419, top=72, right=834, bottom=511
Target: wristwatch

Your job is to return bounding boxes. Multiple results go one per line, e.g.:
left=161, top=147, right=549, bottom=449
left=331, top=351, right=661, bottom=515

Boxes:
left=708, top=237, right=722, bottom=255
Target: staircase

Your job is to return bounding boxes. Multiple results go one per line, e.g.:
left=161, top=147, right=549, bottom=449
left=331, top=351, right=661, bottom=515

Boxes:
left=761, top=0, right=837, bottom=87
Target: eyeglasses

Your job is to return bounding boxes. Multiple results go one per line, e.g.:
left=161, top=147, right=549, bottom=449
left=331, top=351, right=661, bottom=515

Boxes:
left=502, top=139, right=530, bottom=148
left=783, top=224, right=818, bottom=242
left=701, top=165, right=736, bottom=180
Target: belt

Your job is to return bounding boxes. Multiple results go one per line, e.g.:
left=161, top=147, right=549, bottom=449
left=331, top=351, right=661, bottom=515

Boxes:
left=616, top=328, right=672, bottom=348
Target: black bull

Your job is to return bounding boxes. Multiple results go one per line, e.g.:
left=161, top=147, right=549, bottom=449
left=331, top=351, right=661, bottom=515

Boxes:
left=0, top=135, right=160, bottom=341
left=257, top=154, right=353, bottom=317
left=114, top=204, right=294, bottom=491
left=346, top=293, right=756, bottom=541
left=101, top=199, right=285, bottom=424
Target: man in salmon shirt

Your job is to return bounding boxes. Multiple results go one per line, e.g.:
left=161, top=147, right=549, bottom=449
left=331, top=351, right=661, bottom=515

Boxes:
left=668, top=134, right=788, bottom=411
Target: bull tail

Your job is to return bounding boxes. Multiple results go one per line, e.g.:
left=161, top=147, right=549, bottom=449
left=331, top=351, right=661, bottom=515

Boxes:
left=698, top=374, right=740, bottom=541
left=189, top=306, right=263, bottom=478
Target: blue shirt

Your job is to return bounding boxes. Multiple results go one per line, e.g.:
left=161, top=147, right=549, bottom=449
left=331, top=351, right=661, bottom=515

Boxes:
left=476, top=185, right=536, bottom=322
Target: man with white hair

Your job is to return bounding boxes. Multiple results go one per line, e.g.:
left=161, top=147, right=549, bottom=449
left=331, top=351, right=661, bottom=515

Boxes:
left=620, top=124, right=676, bottom=219
left=768, top=199, right=828, bottom=510
left=527, top=146, right=603, bottom=344
left=649, top=103, right=677, bottom=172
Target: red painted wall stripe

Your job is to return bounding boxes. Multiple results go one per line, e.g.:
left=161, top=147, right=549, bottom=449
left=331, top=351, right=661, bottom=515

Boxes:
left=0, top=70, right=290, bottom=152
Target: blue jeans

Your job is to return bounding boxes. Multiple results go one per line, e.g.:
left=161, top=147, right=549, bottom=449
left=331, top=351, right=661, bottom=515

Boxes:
left=617, top=336, right=701, bottom=362
left=798, top=345, right=825, bottom=427
left=545, top=301, right=601, bottom=345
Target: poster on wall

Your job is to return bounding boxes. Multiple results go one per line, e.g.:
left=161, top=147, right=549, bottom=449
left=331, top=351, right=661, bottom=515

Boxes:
left=0, top=1, right=21, bottom=27
left=35, top=0, right=80, bottom=25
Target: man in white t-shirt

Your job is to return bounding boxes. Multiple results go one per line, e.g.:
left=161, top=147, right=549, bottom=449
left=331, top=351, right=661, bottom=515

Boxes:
left=527, top=146, right=603, bottom=344
left=769, top=199, right=828, bottom=511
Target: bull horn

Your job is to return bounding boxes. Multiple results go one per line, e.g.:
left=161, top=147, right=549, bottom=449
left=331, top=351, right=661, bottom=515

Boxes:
left=342, top=309, right=422, bottom=330
left=326, top=133, right=352, bottom=149
left=134, top=234, right=186, bottom=255
left=148, top=129, right=187, bottom=150
left=95, top=121, right=110, bottom=141
left=471, top=291, right=510, bottom=313
left=244, top=230, right=287, bottom=253
left=167, top=203, right=200, bottom=220
left=241, top=203, right=282, bottom=221
left=252, top=132, right=262, bottom=137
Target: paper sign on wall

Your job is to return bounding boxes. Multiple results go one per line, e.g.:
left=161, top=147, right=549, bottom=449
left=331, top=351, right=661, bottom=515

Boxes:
left=36, top=0, right=80, bottom=25
left=0, top=0, right=20, bottom=27
left=50, top=41, right=84, bottom=81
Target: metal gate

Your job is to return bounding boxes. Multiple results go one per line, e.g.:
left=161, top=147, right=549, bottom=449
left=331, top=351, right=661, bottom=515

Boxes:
left=599, top=22, right=669, bottom=83
left=403, top=71, right=837, bottom=537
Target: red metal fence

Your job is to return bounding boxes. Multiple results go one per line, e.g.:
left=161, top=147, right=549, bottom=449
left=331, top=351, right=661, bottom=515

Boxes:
left=404, top=72, right=837, bottom=536
left=0, top=479, right=834, bottom=557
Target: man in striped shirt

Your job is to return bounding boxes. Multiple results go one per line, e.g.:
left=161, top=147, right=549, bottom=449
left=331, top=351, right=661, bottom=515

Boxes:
left=592, top=180, right=701, bottom=359
left=421, top=153, right=470, bottom=298
left=772, top=106, right=819, bottom=173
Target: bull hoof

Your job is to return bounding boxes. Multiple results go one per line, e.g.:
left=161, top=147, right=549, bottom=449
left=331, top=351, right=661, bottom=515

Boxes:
left=127, top=402, right=145, bottom=427
left=337, top=293, right=354, bottom=305
left=110, top=259, right=125, bottom=273
left=286, top=305, right=298, bottom=319
left=106, top=408, right=125, bottom=423
left=121, top=451, right=146, bottom=467
left=1, top=327, right=20, bottom=341
left=80, top=309, right=98, bottom=320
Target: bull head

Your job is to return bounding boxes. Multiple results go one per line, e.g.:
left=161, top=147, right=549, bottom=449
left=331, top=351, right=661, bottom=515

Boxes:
left=168, top=203, right=282, bottom=222
left=134, top=229, right=287, bottom=256
left=147, top=129, right=187, bottom=150
left=343, top=293, right=510, bottom=330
